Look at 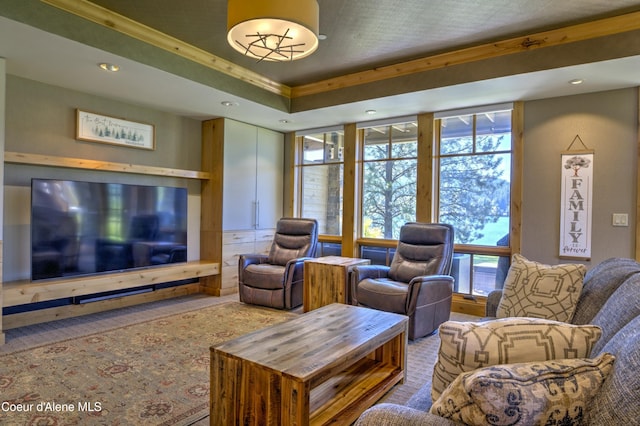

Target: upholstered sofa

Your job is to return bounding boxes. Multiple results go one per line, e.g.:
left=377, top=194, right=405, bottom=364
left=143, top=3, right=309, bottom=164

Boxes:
left=355, top=257, right=640, bottom=425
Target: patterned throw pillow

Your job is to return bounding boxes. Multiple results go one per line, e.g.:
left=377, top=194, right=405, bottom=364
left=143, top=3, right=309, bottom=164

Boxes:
left=430, top=353, right=615, bottom=426
left=496, top=254, right=586, bottom=322
left=431, top=318, right=602, bottom=401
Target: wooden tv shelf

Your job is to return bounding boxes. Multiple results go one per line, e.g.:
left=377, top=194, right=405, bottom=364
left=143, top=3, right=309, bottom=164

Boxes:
left=2, top=261, right=219, bottom=329
left=3, top=260, right=219, bottom=307
left=4, top=151, right=211, bottom=180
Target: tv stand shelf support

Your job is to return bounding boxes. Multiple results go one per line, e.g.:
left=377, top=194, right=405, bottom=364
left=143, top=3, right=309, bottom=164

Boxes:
left=3, top=261, right=219, bottom=329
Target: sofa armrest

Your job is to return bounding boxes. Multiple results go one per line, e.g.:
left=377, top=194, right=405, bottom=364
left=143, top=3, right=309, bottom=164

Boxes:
left=485, top=289, right=503, bottom=317
left=355, top=403, right=460, bottom=426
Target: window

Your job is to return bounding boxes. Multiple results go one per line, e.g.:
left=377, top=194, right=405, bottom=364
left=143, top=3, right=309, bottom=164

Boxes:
left=361, top=121, right=417, bottom=239
left=293, top=104, right=521, bottom=306
left=298, top=131, right=344, bottom=235
left=436, top=109, right=512, bottom=296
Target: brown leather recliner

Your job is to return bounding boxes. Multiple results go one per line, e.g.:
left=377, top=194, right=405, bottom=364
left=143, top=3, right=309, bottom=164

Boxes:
left=351, top=222, right=455, bottom=340
left=238, top=218, right=318, bottom=309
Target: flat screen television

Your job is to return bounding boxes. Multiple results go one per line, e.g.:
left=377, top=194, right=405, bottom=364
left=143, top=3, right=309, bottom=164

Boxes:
left=31, top=179, right=188, bottom=281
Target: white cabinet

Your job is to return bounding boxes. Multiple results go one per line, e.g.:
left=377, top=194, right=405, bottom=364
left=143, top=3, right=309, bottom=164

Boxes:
left=222, top=119, right=284, bottom=231
left=220, top=119, right=284, bottom=293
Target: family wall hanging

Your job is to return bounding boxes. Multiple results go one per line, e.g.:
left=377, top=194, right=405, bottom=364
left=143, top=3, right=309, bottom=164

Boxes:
left=559, top=135, right=593, bottom=260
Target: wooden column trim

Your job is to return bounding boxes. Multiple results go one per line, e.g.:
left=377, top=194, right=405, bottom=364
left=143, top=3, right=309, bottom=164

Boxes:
left=416, top=113, right=434, bottom=223
left=510, top=101, right=524, bottom=256
left=200, top=118, right=225, bottom=295
left=341, top=123, right=358, bottom=257
left=636, top=87, right=640, bottom=261
left=284, top=132, right=297, bottom=217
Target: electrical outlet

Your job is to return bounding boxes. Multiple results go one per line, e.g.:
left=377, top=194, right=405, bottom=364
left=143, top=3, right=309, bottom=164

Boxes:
left=612, top=213, right=628, bottom=227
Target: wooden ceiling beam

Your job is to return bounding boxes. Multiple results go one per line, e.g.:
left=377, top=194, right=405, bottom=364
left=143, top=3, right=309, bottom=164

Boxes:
left=38, top=1, right=640, bottom=104
left=41, top=0, right=292, bottom=98
left=290, top=10, right=640, bottom=98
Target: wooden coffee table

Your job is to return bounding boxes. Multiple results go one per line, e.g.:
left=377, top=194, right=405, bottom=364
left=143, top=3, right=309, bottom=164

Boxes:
left=210, top=303, right=408, bottom=425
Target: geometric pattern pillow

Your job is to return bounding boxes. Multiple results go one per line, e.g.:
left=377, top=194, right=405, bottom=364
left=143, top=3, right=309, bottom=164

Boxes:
left=430, top=352, right=615, bottom=426
left=496, top=254, right=586, bottom=322
left=431, top=318, right=602, bottom=402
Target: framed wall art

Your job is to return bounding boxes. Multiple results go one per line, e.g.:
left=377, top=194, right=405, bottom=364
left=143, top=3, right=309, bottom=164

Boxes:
left=76, top=109, right=155, bottom=150
left=559, top=136, right=593, bottom=260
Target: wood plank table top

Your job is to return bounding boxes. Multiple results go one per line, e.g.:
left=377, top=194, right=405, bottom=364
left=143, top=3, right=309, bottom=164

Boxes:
left=212, top=303, right=406, bottom=381
left=211, top=303, right=408, bottom=425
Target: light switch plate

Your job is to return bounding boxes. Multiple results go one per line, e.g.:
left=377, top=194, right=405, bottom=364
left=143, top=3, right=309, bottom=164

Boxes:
left=612, top=213, right=628, bottom=227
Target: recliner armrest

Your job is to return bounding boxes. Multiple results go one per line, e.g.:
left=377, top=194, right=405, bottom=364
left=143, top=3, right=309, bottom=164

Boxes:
left=409, top=274, right=454, bottom=286
left=284, top=256, right=314, bottom=281
left=239, top=253, right=269, bottom=269
left=350, top=265, right=391, bottom=306
left=407, top=275, right=454, bottom=315
left=352, top=264, right=391, bottom=281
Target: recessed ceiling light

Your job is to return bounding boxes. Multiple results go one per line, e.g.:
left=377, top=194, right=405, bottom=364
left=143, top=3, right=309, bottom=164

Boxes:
left=279, top=119, right=290, bottom=124
left=221, top=101, right=238, bottom=107
left=366, top=109, right=377, bottom=115
left=569, top=79, right=584, bottom=85
left=98, top=62, right=119, bottom=72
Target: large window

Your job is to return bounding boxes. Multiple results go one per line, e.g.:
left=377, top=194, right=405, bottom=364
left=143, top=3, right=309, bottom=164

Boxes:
left=298, top=131, right=344, bottom=235
left=361, top=121, right=417, bottom=239
left=293, top=104, right=520, bottom=309
left=436, top=109, right=512, bottom=296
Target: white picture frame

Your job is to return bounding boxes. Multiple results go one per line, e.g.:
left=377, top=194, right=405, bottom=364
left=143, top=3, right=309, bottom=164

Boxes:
left=76, top=109, right=155, bottom=150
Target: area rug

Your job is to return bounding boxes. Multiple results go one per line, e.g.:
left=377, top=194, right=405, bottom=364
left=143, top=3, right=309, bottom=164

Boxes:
left=0, top=302, right=296, bottom=426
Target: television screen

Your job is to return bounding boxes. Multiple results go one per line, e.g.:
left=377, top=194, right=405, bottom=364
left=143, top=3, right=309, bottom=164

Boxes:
left=31, top=179, right=188, bottom=281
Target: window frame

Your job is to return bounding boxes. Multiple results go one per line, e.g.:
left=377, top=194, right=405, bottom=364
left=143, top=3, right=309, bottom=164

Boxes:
left=434, top=108, right=515, bottom=296
left=359, top=120, right=419, bottom=240
left=291, top=103, right=523, bottom=313
left=295, top=131, right=345, bottom=238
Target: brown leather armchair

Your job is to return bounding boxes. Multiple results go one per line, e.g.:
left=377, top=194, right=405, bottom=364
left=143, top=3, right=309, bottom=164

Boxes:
left=351, top=222, right=455, bottom=340
left=238, top=218, right=318, bottom=309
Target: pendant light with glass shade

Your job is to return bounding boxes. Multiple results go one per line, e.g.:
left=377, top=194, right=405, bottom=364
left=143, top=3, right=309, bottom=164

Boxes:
left=227, top=0, right=319, bottom=62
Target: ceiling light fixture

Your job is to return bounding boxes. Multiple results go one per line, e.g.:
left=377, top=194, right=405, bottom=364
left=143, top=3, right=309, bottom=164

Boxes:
left=227, top=0, right=319, bottom=62
left=569, top=79, right=584, bottom=85
left=366, top=109, right=377, bottom=115
left=221, top=101, right=238, bottom=107
left=98, top=63, right=119, bottom=72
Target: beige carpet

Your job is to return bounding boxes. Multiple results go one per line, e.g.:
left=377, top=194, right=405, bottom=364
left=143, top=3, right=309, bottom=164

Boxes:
left=0, top=294, right=478, bottom=425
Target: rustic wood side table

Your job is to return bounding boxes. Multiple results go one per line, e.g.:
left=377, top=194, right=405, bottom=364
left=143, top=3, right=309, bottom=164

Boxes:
left=303, top=255, right=370, bottom=312
left=210, top=303, right=408, bottom=426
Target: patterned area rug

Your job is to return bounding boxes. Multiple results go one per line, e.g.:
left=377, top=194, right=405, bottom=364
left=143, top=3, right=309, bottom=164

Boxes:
left=0, top=302, right=296, bottom=425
